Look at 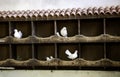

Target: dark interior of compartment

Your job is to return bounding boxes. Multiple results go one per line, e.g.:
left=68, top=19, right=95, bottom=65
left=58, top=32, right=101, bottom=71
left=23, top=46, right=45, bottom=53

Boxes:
left=12, top=44, right=32, bottom=60
left=11, top=21, right=31, bottom=37
left=81, top=43, right=104, bottom=61
left=80, top=19, right=103, bottom=36
left=34, top=21, right=54, bottom=37
left=106, top=18, right=120, bottom=36
left=106, top=43, right=120, bottom=61
left=34, top=43, right=55, bottom=60
left=0, top=44, right=9, bottom=60
left=57, top=20, right=78, bottom=37
left=0, top=22, right=9, bottom=38
left=57, top=43, right=79, bottom=60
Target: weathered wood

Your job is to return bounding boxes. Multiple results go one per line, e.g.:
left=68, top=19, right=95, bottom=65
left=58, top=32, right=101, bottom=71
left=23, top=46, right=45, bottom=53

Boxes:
left=0, top=58, right=120, bottom=67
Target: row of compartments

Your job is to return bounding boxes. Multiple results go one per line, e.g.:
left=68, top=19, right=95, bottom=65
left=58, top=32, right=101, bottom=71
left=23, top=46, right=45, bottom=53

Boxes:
left=0, top=43, right=120, bottom=61
left=0, top=18, right=120, bottom=38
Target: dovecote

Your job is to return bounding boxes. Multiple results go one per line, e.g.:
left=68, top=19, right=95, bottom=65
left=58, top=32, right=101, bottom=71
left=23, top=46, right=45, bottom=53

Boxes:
left=0, top=6, right=120, bottom=70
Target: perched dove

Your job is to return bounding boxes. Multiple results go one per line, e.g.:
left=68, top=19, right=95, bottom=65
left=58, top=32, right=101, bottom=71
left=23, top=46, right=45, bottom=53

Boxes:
left=46, top=57, right=51, bottom=61
left=60, top=27, right=67, bottom=38
left=14, top=29, right=22, bottom=39
left=65, top=49, right=78, bottom=60
left=46, top=56, right=54, bottom=61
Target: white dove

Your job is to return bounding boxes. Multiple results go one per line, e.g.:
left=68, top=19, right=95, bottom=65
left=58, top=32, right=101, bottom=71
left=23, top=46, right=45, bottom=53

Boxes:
left=14, top=29, right=22, bottom=39
left=65, top=49, right=78, bottom=60
left=46, top=56, right=54, bottom=61
left=60, top=27, right=67, bottom=38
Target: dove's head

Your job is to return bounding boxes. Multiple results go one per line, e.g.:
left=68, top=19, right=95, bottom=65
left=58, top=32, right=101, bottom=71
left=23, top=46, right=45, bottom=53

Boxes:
left=62, top=27, right=67, bottom=30
left=50, top=56, right=53, bottom=59
left=75, top=50, right=78, bottom=54
left=14, top=29, right=18, bottom=32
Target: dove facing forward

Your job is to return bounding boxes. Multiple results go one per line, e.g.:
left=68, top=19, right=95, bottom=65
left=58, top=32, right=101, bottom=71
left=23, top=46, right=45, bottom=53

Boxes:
left=14, top=29, right=22, bottom=39
left=65, top=49, right=78, bottom=60
left=60, top=27, right=67, bottom=38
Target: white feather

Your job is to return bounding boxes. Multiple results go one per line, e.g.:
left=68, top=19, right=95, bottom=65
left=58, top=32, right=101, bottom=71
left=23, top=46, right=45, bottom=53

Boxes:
left=65, top=50, right=78, bottom=60
left=18, top=31, right=22, bottom=38
left=14, top=29, right=22, bottom=39
left=60, top=27, right=67, bottom=37
left=65, top=49, right=72, bottom=56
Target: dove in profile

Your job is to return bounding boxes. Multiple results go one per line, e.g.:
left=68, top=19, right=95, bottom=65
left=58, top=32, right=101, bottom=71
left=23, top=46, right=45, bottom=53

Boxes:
left=14, top=29, right=22, bottom=39
left=46, top=56, right=54, bottom=61
left=60, top=27, right=67, bottom=38
left=65, top=49, right=78, bottom=60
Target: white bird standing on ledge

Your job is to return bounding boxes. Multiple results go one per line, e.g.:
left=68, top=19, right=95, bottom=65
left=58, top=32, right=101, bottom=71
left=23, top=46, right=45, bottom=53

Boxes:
left=60, top=27, right=68, bottom=38
left=14, top=29, right=22, bottom=39
left=46, top=56, right=54, bottom=61
left=65, top=49, right=78, bottom=60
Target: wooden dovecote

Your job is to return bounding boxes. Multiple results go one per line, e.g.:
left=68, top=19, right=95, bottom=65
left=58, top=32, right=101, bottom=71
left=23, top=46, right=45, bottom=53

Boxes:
left=0, top=6, right=120, bottom=70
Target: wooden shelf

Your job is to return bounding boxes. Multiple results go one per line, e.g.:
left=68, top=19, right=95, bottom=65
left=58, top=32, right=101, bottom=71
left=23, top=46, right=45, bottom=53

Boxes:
left=0, top=58, right=120, bottom=67
left=0, top=34, right=120, bottom=44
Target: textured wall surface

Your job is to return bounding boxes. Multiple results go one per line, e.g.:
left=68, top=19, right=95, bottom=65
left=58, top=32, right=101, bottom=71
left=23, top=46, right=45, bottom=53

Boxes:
left=0, top=70, right=120, bottom=77
left=0, top=0, right=120, bottom=11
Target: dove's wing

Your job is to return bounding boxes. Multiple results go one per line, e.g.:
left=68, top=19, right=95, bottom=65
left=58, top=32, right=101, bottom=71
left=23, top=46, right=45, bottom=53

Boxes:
left=14, top=29, right=17, bottom=37
left=14, top=31, right=19, bottom=38
left=13, top=32, right=16, bottom=37
left=65, top=49, right=72, bottom=56
left=60, top=27, right=67, bottom=37
left=60, top=27, right=65, bottom=35
left=60, top=28, right=63, bottom=36
left=18, top=31, right=22, bottom=37
left=71, top=50, right=78, bottom=59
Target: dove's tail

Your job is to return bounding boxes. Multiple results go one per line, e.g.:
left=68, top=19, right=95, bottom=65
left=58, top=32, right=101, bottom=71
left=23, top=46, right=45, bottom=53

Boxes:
left=56, top=32, right=61, bottom=37
left=65, top=49, right=72, bottom=56
left=74, top=50, right=78, bottom=54
left=18, top=31, right=22, bottom=37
